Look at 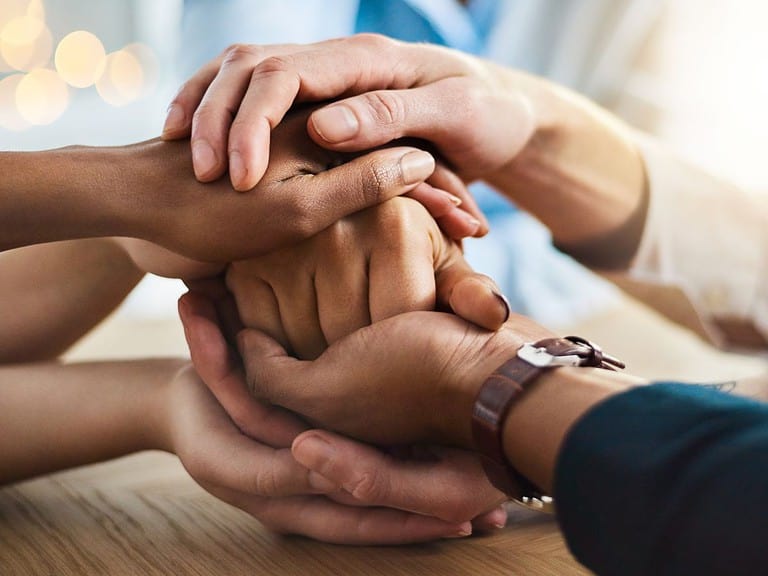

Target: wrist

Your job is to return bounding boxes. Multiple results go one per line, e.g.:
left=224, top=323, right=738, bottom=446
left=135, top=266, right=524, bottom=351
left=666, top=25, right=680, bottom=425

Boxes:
left=501, top=366, right=642, bottom=494
left=438, top=326, right=550, bottom=449
left=491, top=75, right=647, bottom=257
left=140, top=360, right=189, bottom=453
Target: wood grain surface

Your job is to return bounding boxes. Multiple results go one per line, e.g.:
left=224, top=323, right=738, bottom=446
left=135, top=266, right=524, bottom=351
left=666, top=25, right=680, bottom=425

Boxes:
left=0, top=453, right=589, bottom=576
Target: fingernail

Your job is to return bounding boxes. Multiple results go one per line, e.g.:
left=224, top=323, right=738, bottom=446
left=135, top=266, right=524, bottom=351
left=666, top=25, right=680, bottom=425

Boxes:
left=400, top=151, right=435, bottom=185
left=442, top=190, right=462, bottom=206
left=487, top=506, right=508, bottom=529
left=294, top=434, right=335, bottom=463
left=492, top=290, right=511, bottom=323
left=307, top=471, right=338, bottom=493
left=445, top=522, right=473, bottom=538
left=462, top=213, right=482, bottom=236
left=312, top=105, right=359, bottom=143
left=163, top=103, right=185, bottom=134
left=192, top=140, right=217, bottom=179
left=229, top=150, right=247, bottom=190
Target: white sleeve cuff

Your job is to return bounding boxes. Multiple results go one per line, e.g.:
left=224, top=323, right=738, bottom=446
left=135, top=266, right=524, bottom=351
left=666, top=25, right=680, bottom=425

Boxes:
left=630, top=133, right=768, bottom=342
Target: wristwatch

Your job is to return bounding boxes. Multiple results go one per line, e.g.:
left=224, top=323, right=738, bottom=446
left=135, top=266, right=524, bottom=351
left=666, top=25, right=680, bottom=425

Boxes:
left=472, top=336, right=624, bottom=513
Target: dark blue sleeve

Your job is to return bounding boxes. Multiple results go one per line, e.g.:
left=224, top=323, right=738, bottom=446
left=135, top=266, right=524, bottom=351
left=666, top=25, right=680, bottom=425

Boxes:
left=554, top=383, right=768, bottom=576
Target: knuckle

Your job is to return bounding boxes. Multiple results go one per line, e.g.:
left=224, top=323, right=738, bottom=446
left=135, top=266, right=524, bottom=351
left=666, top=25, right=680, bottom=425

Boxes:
left=361, top=91, right=407, bottom=127
left=348, top=468, right=388, bottom=503
left=253, top=54, right=293, bottom=77
left=254, top=466, right=281, bottom=497
left=222, top=43, right=261, bottom=65
left=354, top=33, right=394, bottom=52
left=283, top=196, right=317, bottom=240
left=356, top=159, right=389, bottom=205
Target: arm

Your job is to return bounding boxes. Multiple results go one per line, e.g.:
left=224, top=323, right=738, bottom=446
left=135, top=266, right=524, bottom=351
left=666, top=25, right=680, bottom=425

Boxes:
left=165, top=35, right=646, bottom=260
left=169, top=35, right=767, bottom=343
left=233, top=308, right=768, bottom=572
left=0, top=240, right=143, bottom=363
left=0, top=134, right=450, bottom=262
left=0, top=357, right=468, bottom=543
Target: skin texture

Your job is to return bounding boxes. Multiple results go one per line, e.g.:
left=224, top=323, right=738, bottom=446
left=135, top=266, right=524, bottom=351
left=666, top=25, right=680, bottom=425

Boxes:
left=164, top=34, right=646, bottom=266
left=0, top=102, right=482, bottom=266
left=227, top=196, right=508, bottom=361
left=0, top=108, right=502, bottom=542
left=180, top=293, right=509, bottom=527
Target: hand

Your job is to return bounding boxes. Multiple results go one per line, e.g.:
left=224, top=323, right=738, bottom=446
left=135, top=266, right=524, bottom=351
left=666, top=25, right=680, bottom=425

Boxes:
left=163, top=36, right=534, bottom=189
left=164, top=34, right=645, bottom=256
left=131, top=105, right=481, bottom=265
left=179, top=291, right=510, bottom=535
left=227, top=196, right=509, bottom=360
left=236, top=308, right=552, bottom=450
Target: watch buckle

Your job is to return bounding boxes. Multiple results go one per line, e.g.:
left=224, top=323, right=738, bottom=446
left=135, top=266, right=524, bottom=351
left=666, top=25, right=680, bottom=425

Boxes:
left=517, top=343, right=582, bottom=368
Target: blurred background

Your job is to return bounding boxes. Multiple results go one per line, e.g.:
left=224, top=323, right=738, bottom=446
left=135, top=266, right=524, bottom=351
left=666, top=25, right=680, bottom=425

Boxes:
left=1, top=0, right=766, bottom=377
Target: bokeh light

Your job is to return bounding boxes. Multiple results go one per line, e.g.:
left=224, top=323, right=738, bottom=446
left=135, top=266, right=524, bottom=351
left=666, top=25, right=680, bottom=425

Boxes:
left=55, top=30, right=105, bottom=87
left=95, top=49, right=144, bottom=107
left=0, top=73, right=30, bottom=130
left=123, top=43, right=159, bottom=96
left=15, top=68, right=69, bottom=125
left=26, top=0, right=45, bottom=21
left=0, top=15, right=52, bottom=71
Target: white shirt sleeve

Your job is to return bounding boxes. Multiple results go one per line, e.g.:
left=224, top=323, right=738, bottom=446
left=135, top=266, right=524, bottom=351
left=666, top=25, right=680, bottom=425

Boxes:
left=630, top=134, right=768, bottom=343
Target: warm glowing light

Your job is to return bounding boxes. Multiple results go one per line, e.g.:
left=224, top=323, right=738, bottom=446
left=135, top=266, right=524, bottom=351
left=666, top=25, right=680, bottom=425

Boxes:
left=0, top=16, right=52, bottom=71
left=96, top=49, right=144, bottom=107
left=123, top=43, right=159, bottom=96
left=0, top=0, right=27, bottom=28
left=0, top=73, right=30, bottom=131
left=26, top=0, right=45, bottom=21
left=55, top=30, right=105, bottom=88
left=15, top=68, right=68, bottom=125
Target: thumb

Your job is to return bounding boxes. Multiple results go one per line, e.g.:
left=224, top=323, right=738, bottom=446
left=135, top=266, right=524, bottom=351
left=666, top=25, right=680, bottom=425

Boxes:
left=435, top=257, right=510, bottom=331
left=288, top=147, right=435, bottom=237
left=236, top=327, right=306, bottom=407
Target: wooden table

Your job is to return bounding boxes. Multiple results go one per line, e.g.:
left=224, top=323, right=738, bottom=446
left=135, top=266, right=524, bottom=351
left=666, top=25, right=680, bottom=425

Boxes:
left=0, top=453, right=588, bottom=575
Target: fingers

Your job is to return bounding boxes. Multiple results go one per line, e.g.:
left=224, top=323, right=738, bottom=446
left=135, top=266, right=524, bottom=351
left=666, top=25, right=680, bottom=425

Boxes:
left=273, top=147, right=435, bottom=241
left=292, top=431, right=508, bottom=524
left=434, top=255, right=510, bottom=331
left=308, top=77, right=535, bottom=179
left=243, top=494, right=471, bottom=545
left=366, top=200, right=436, bottom=323
left=236, top=327, right=310, bottom=411
left=163, top=43, right=299, bottom=186
left=308, top=81, right=461, bottom=151
left=179, top=292, right=307, bottom=446
left=472, top=506, right=509, bottom=531
left=314, top=243, right=371, bottom=346
left=162, top=55, right=223, bottom=139
left=428, top=163, right=489, bottom=236
left=196, top=431, right=323, bottom=497
left=405, top=182, right=483, bottom=240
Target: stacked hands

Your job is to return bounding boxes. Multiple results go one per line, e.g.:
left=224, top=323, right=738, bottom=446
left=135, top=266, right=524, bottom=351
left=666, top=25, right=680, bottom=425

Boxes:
left=122, top=105, right=536, bottom=543
left=112, top=33, right=644, bottom=545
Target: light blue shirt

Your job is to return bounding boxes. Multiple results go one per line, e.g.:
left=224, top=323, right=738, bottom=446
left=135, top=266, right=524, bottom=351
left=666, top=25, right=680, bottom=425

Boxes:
left=179, top=0, right=662, bottom=322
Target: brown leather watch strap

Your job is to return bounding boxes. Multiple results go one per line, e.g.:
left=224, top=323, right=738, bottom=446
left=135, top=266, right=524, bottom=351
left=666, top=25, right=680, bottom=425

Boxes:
left=472, top=356, right=544, bottom=499
left=472, top=336, right=624, bottom=511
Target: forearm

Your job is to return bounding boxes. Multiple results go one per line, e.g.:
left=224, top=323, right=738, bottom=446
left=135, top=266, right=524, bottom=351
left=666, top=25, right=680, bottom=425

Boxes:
left=554, top=381, right=768, bottom=575
left=0, top=147, right=141, bottom=251
left=0, top=239, right=144, bottom=362
left=492, top=72, right=647, bottom=266
left=500, top=367, right=767, bottom=494
left=0, top=359, right=180, bottom=485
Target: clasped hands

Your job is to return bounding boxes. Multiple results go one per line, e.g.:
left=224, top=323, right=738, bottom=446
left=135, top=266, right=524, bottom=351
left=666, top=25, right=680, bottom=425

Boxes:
left=137, top=106, right=546, bottom=544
